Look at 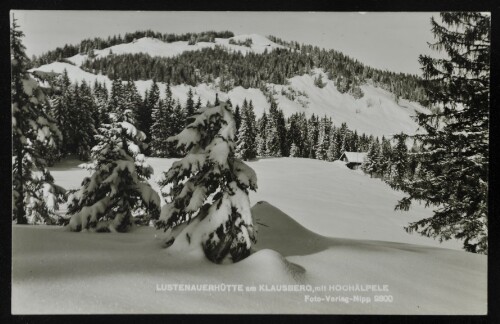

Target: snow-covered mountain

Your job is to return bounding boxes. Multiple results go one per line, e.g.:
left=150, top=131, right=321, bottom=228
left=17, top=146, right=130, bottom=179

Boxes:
left=66, top=34, right=284, bottom=66
left=30, top=34, right=428, bottom=138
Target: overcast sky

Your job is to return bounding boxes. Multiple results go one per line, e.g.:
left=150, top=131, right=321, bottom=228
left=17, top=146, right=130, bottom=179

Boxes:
left=12, top=11, right=442, bottom=75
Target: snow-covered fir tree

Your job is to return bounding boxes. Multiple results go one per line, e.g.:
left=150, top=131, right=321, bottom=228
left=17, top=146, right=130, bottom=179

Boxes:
left=49, top=69, right=71, bottom=156
left=388, top=133, right=409, bottom=189
left=315, top=116, right=330, bottom=160
left=11, top=18, right=65, bottom=225
left=108, top=79, right=125, bottom=114
left=150, top=83, right=175, bottom=157
left=236, top=100, right=257, bottom=160
left=172, top=99, right=185, bottom=137
left=185, top=88, right=196, bottom=124
left=362, top=141, right=380, bottom=177
left=150, top=99, right=169, bottom=157
left=305, top=115, right=319, bottom=159
left=124, top=80, right=143, bottom=124
left=93, top=80, right=109, bottom=125
left=156, top=102, right=257, bottom=263
left=276, top=108, right=288, bottom=157
left=395, top=13, right=490, bottom=254
left=289, top=143, right=300, bottom=157
left=265, top=99, right=282, bottom=157
left=256, top=111, right=268, bottom=156
left=247, top=100, right=257, bottom=151
left=233, top=104, right=241, bottom=137
left=195, top=96, right=202, bottom=109
left=298, top=113, right=309, bottom=158
left=327, top=126, right=339, bottom=161
left=71, top=81, right=97, bottom=160
left=138, top=81, right=159, bottom=149
left=67, top=102, right=160, bottom=232
left=314, top=73, right=326, bottom=88
left=286, top=113, right=304, bottom=158
left=79, top=80, right=100, bottom=142
left=407, top=140, right=421, bottom=180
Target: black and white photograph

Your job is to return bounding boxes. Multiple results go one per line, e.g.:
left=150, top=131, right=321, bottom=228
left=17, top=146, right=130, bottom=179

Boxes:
left=10, top=10, right=490, bottom=315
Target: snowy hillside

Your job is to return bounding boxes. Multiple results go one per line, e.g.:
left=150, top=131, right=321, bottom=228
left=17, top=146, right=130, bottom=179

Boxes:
left=30, top=34, right=428, bottom=138
left=12, top=157, right=486, bottom=314
left=66, top=34, right=284, bottom=66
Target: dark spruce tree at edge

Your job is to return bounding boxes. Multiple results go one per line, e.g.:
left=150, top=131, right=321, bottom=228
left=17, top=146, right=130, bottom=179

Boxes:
left=11, top=18, right=66, bottom=225
left=395, top=13, right=490, bottom=254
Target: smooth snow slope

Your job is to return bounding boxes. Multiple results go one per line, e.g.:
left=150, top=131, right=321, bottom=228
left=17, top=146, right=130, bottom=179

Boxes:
left=31, top=34, right=427, bottom=137
left=12, top=203, right=486, bottom=314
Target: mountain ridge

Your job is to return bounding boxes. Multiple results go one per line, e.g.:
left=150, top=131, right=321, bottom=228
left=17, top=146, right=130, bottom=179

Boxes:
left=30, top=33, right=429, bottom=138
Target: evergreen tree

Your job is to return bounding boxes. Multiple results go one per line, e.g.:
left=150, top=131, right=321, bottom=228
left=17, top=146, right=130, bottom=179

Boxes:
left=108, top=79, right=125, bottom=114
left=156, top=102, right=257, bottom=263
left=150, top=83, right=175, bottom=157
left=351, top=130, right=359, bottom=152
left=256, top=112, right=268, bottom=156
left=169, top=99, right=186, bottom=156
left=276, top=109, right=288, bottom=157
left=67, top=103, right=160, bottom=232
left=407, top=140, right=421, bottom=180
left=80, top=80, right=100, bottom=135
left=93, top=80, right=109, bottom=125
left=327, top=126, right=340, bottom=161
left=233, top=104, right=241, bottom=139
left=185, top=88, right=196, bottom=124
left=124, top=80, right=142, bottom=124
left=150, top=99, right=169, bottom=157
left=289, top=143, right=300, bottom=157
left=11, top=18, right=65, bottom=225
left=306, top=115, right=319, bottom=159
left=73, top=80, right=97, bottom=160
left=265, top=100, right=282, bottom=156
left=286, top=113, right=305, bottom=158
left=340, top=129, right=352, bottom=153
left=138, top=81, right=159, bottom=149
left=246, top=100, right=257, bottom=155
left=338, top=122, right=349, bottom=154
left=298, top=113, right=308, bottom=158
left=396, top=13, right=490, bottom=253
left=314, top=73, right=326, bottom=88
left=315, top=116, right=330, bottom=160
left=38, top=98, right=62, bottom=166
left=50, top=69, right=72, bottom=155
left=379, top=136, right=393, bottom=180
left=236, top=101, right=257, bottom=160
left=388, top=133, right=409, bottom=188
left=195, top=96, right=202, bottom=109
left=362, top=141, right=380, bottom=177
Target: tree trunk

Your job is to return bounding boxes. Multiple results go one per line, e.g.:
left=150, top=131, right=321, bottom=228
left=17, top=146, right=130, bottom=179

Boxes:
left=203, top=229, right=234, bottom=264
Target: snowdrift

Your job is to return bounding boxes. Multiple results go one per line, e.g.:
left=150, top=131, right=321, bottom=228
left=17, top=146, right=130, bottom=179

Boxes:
left=12, top=200, right=486, bottom=314
left=253, top=201, right=334, bottom=257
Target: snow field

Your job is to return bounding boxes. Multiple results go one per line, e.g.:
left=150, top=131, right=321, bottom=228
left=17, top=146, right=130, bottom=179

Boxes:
left=12, top=157, right=486, bottom=314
